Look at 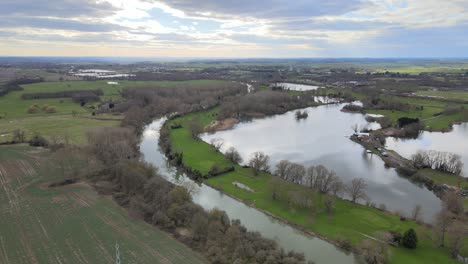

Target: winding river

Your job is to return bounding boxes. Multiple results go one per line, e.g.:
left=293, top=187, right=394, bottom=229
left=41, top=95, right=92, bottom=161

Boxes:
left=202, top=103, right=443, bottom=222
left=140, top=119, right=358, bottom=264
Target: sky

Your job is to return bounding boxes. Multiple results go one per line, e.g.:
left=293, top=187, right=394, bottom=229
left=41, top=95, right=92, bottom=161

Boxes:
left=0, top=0, right=467, bottom=58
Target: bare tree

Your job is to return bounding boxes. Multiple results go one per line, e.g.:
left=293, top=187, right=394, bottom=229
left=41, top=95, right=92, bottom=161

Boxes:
left=224, top=147, right=243, bottom=164
left=189, top=118, right=203, bottom=139
left=347, top=178, right=368, bottom=203
left=210, top=138, right=224, bottom=151
left=357, top=239, right=389, bottom=264
left=448, top=221, right=468, bottom=258
left=411, top=204, right=423, bottom=222
left=248, top=151, right=270, bottom=176
left=435, top=208, right=453, bottom=248
left=324, top=195, right=335, bottom=216
left=442, top=192, right=464, bottom=215
left=275, top=160, right=291, bottom=179
left=12, top=129, right=26, bottom=143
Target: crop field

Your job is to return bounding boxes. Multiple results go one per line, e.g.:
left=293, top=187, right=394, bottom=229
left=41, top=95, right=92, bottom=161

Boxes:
left=0, top=80, right=226, bottom=144
left=167, top=109, right=466, bottom=264
left=0, top=144, right=207, bottom=264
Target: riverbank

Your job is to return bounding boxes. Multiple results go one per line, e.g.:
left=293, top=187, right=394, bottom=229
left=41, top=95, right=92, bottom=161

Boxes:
left=351, top=132, right=468, bottom=207
left=162, top=107, right=462, bottom=264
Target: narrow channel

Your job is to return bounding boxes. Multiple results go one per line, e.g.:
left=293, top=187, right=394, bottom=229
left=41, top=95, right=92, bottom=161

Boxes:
left=139, top=118, right=358, bottom=264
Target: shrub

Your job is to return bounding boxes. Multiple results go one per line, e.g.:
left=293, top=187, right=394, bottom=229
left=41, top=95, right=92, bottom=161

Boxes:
left=29, top=133, right=48, bottom=147
left=27, top=104, right=40, bottom=114
left=402, top=228, right=418, bottom=249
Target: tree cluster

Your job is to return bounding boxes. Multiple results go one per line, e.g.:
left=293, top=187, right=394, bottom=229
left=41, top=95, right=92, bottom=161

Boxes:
left=119, top=82, right=245, bottom=133
left=86, top=127, right=310, bottom=264
left=275, top=160, right=368, bottom=203
left=412, top=150, right=463, bottom=175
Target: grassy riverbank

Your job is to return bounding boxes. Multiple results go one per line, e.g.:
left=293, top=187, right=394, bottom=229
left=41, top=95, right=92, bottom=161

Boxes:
left=166, top=109, right=464, bottom=264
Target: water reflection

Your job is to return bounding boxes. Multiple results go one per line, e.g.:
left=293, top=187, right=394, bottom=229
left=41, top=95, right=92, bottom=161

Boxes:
left=386, top=123, right=468, bottom=177
left=277, top=82, right=319, bottom=91
left=140, top=119, right=358, bottom=264
left=202, top=103, right=442, bottom=222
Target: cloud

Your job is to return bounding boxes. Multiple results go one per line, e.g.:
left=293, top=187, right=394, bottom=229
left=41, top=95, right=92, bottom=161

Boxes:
left=271, top=18, right=391, bottom=32
left=155, top=0, right=368, bottom=20
left=0, top=16, right=127, bottom=32
left=0, top=0, right=119, bottom=18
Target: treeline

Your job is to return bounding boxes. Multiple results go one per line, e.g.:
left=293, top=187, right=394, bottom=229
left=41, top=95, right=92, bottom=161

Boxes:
left=84, top=127, right=310, bottom=264
left=218, top=90, right=321, bottom=119
left=21, top=89, right=103, bottom=103
left=274, top=160, right=368, bottom=203
left=119, top=82, right=246, bottom=133
left=412, top=150, right=464, bottom=175
left=0, top=77, right=43, bottom=96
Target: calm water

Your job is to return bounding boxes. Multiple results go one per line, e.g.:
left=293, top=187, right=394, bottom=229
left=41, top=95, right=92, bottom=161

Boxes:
left=277, top=82, right=319, bottom=91
left=140, top=119, right=358, bottom=264
left=386, top=123, right=468, bottom=177
left=202, top=103, right=443, bottom=222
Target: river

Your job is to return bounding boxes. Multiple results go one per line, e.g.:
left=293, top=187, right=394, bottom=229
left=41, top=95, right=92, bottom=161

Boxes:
left=139, top=119, right=358, bottom=264
left=386, top=123, right=468, bottom=177
left=201, top=103, right=443, bottom=222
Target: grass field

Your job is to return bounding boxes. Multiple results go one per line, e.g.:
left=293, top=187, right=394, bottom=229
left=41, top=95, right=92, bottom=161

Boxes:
left=167, top=109, right=465, bottom=264
left=365, top=95, right=468, bottom=131
left=416, top=90, right=468, bottom=101
left=0, top=80, right=226, bottom=144
left=0, top=144, right=207, bottom=264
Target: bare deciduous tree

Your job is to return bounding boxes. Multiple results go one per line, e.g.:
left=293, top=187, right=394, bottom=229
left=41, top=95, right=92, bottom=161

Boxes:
left=248, top=151, right=270, bottom=176
left=210, top=138, right=224, bottom=151
left=224, top=147, right=243, bottom=164
left=357, top=239, right=390, bottom=264
left=435, top=208, right=453, bottom=248
left=189, top=118, right=203, bottom=139
left=442, top=192, right=464, bottom=215
left=411, top=204, right=423, bottom=222
left=448, top=221, right=468, bottom=258
left=12, top=129, right=26, bottom=143
left=347, top=178, right=368, bottom=203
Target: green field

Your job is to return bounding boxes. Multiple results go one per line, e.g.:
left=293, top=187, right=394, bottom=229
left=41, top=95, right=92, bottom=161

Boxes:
left=0, top=144, right=207, bottom=264
left=416, top=90, right=468, bottom=101
left=0, top=80, right=226, bottom=144
left=365, top=95, right=468, bottom=131
left=167, top=109, right=464, bottom=264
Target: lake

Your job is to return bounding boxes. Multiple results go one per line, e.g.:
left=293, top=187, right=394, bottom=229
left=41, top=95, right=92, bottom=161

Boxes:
left=277, top=82, right=319, bottom=91
left=202, top=103, right=443, bottom=222
left=140, top=119, right=358, bottom=264
left=386, top=123, right=468, bottom=177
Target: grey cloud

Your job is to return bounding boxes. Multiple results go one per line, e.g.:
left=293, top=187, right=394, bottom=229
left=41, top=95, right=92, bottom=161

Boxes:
left=157, top=0, right=368, bottom=19
left=0, top=16, right=128, bottom=32
left=229, top=33, right=327, bottom=45
left=271, top=19, right=391, bottom=32
left=0, top=0, right=119, bottom=18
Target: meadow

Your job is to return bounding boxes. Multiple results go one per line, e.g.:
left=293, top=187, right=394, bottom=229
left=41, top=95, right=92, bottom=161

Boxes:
left=0, top=80, right=225, bottom=144
left=166, top=108, right=465, bottom=264
left=0, top=144, right=207, bottom=264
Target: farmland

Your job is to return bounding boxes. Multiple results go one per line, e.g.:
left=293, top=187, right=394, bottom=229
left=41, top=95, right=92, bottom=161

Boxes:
left=0, top=80, right=226, bottom=144
left=0, top=144, right=207, bottom=264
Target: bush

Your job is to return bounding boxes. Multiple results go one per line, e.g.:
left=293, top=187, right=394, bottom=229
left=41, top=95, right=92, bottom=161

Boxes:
left=402, top=228, right=418, bottom=249
left=29, top=133, right=48, bottom=147
left=27, top=104, right=41, bottom=114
